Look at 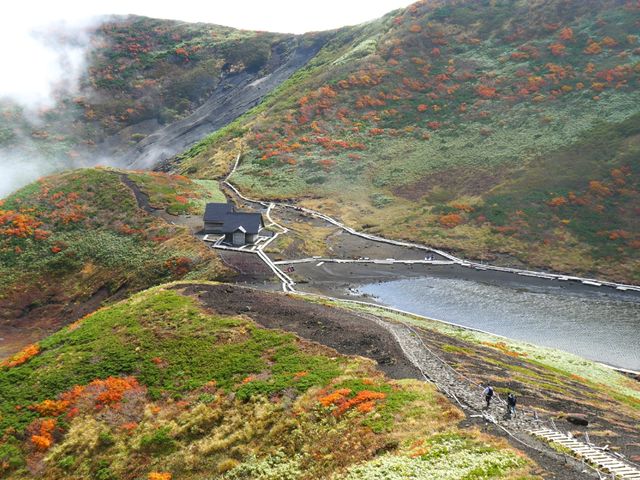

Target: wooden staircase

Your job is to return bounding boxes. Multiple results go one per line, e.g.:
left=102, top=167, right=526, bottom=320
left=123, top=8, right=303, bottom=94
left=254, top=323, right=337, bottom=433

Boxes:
left=529, top=428, right=640, bottom=479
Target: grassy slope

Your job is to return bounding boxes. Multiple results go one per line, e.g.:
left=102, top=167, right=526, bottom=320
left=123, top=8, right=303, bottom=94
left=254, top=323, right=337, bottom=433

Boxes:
left=0, top=169, right=228, bottom=355
left=0, top=284, right=534, bottom=479
left=180, top=0, right=640, bottom=282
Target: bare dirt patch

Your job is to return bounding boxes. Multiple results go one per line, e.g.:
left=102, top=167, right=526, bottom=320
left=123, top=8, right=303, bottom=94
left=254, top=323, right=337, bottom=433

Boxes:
left=176, top=283, right=422, bottom=380
left=394, top=166, right=507, bottom=202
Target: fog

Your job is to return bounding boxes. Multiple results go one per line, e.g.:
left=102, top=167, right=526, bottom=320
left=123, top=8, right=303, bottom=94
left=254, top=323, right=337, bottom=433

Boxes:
left=0, top=13, right=103, bottom=199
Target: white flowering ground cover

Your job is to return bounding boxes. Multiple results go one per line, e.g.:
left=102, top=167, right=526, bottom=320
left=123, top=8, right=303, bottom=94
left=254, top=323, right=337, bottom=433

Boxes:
left=342, top=433, right=528, bottom=480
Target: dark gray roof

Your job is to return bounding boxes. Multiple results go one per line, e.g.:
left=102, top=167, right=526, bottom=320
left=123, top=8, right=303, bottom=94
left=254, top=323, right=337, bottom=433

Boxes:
left=204, top=202, right=263, bottom=234
left=204, top=202, right=234, bottom=221
left=222, top=212, right=263, bottom=234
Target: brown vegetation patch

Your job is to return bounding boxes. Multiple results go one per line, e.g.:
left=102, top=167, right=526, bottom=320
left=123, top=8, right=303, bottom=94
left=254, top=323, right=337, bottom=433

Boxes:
left=394, top=166, right=508, bottom=202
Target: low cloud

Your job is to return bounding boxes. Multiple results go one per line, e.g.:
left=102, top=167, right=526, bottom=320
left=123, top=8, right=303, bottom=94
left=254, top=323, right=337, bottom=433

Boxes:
left=0, top=14, right=103, bottom=198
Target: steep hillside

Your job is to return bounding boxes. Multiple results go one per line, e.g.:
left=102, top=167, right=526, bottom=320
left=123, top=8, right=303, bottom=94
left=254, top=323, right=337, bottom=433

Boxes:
left=0, top=284, right=536, bottom=479
left=0, top=169, right=228, bottom=357
left=0, top=16, right=328, bottom=188
left=179, top=0, right=640, bottom=282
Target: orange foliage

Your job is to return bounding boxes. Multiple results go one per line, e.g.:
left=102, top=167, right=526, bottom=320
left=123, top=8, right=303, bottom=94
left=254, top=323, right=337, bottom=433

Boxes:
left=30, top=419, right=56, bottom=451
left=409, top=24, right=422, bottom=33
left=31, top=399, right=70, bottom=417
left=549, top=43, right=566, bottom=56
left=0, top=210, right=43, bottom=238
left=319, top=388, right=351, bottom=407
left=356, top=401, right=376, bottom=413
left=30, top=435, right=52, bottom=451
left=94, top=377, right=142, bottom=406
left=2, top=344, right=40, bottom=368
left=121, top=422, right=138, bottom=434
left=476, top=85, right=497, bottom=98
left=547, top=196, right=567, bottom=207
left=334, top=390, right=386, bottom=416
left=452, top=203, right=474, bottom=212
left=558, top=27, right=574, bottom=41
left=318, top=159, right=336, bottom=170
left=355, top=95, right=386, bottom=108
left=45, top=376, right=142, bottom=414
left=164, top=256, right=192, bottom=276
left=416, top=104, right=428, bottom=112
left=148, top=473, right=172, bottom=480
left=584, top=41, right=602, bottom=54
left=439, top=213, right=463, bottom=228
left=588, top=180, right=611, bottom=196
left=608, top=230, right=630, bottom=241
left=510, top=51, right=528, bottom=61
left=319, top=388, right=385, bottom=416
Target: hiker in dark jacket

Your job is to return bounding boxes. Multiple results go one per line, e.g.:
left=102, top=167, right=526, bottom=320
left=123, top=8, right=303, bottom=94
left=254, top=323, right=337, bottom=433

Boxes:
left=507, top=392, right=517, bottom=417
left=483, top=385, right=494, bottom=409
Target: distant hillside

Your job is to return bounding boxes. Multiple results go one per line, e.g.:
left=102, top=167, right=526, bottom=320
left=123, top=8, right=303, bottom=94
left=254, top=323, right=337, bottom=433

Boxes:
left=0, top=283, right=534, bottom=479
left=0, top=169, right=228, bottom=357
left=179, top=0, right=640, bottom=282
left=0, top=16, right=328, bottom=189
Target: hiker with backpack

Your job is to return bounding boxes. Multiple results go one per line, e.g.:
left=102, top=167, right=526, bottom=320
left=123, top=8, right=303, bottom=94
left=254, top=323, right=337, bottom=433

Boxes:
left=507, top=392, right=517, bottom=418
left=483, top=385, right=494, bottom=409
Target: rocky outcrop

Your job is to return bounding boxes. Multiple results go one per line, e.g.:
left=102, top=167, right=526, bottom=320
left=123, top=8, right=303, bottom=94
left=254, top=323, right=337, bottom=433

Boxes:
left=565, top=413, right=589, bottom=426
left=119, top=37, right=327, bottom=169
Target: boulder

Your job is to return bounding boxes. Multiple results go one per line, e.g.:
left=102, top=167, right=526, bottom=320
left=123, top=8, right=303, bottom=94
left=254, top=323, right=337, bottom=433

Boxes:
left=566, top=413, right=589, bottom=426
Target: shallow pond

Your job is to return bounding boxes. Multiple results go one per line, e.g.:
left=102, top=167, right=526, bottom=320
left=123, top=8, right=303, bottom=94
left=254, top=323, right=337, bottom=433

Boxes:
left=358, top=273, right=640, bottom=371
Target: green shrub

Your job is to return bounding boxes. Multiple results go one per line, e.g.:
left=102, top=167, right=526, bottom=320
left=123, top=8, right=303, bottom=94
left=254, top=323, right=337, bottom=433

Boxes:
left=139, top=426, right=176, bottom=456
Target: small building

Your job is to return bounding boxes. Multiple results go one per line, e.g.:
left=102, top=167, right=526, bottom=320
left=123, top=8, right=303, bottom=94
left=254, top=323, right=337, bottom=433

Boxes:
left=203, top=202, right=264, bottom=246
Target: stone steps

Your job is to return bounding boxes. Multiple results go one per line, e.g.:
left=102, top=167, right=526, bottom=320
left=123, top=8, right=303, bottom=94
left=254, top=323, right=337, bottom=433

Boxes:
left=529, top=428, right=640, bottom=479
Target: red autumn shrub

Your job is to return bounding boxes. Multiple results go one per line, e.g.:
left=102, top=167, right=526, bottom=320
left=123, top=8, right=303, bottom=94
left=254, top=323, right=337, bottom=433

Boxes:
left=476, top=85, right=497, bottom=98
left=558, top=27, right=573, bottom=41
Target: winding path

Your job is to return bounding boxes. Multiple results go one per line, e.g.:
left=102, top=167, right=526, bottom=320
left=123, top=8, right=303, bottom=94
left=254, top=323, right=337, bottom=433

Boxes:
left=224, top=154, right=640, bottom=293
left=115, top=161, right=640, bottom=479
left=214, top=154, right=640, bottom=479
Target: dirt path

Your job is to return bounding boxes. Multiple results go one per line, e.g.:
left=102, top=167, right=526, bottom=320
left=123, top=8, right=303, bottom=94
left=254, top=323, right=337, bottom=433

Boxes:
left=119, top=173, right=156, bottom=213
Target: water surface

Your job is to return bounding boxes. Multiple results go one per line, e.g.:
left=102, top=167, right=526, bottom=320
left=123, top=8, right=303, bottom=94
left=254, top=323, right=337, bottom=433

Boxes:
left=358, top=275, right=640, bottom=370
